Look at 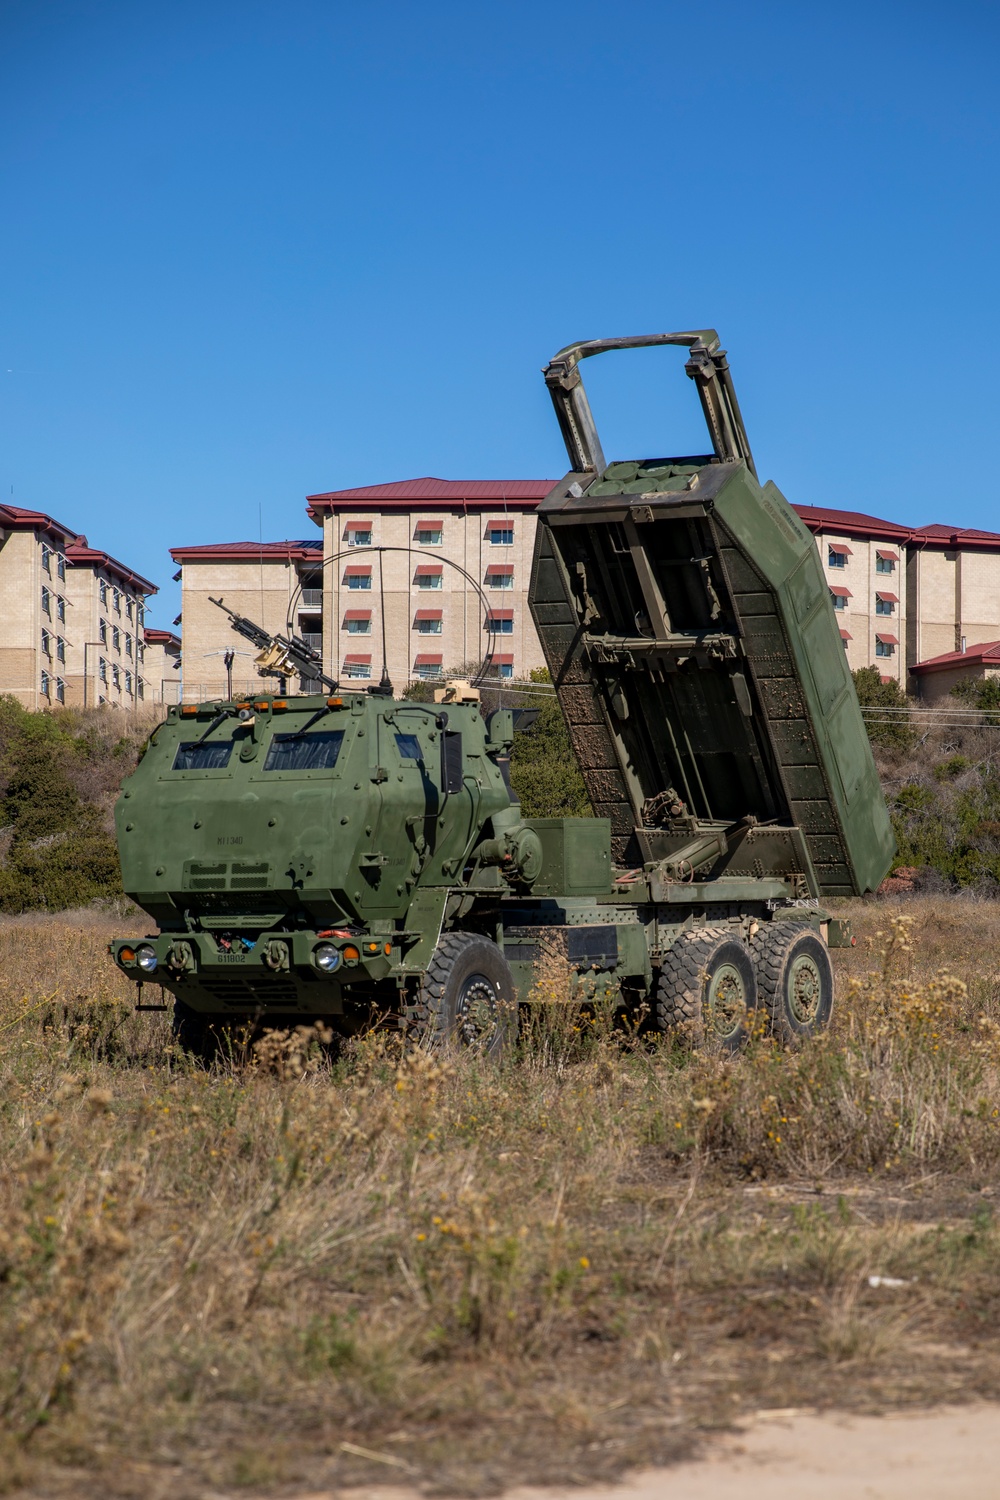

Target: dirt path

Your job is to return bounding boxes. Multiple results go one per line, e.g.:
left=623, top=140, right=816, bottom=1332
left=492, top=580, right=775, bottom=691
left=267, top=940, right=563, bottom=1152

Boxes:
left=320, top=1406, right=1000, bottom=1500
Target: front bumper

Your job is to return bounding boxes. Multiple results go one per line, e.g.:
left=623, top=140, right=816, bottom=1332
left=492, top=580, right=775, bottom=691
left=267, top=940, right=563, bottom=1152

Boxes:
left=111, top=929, right=396, bottom=1013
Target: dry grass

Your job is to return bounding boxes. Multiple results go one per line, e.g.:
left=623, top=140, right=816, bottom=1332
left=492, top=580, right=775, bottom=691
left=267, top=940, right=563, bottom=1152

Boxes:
left=4, top=899, right=1000, bottom=1497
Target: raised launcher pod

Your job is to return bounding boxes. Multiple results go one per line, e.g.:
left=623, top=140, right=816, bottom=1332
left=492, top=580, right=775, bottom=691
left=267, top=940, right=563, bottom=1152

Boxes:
left=530, top=331, right=895, bottom=898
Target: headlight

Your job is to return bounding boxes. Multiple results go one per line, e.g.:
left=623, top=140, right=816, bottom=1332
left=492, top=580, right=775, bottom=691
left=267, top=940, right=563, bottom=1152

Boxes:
left=314, top=943, right=341, bottom=973
left=136, top=944, right=158, bottom=973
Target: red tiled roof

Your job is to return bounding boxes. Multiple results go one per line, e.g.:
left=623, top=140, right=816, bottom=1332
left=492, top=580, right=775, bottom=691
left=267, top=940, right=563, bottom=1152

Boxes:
left=0, top=503, right=78, bottom=544
left=143, top=628, right=180, bottom=647
left=307, top=477, right=554, bottom=521
left=66, top=541, right=157, bottom=594
left=912, top=640, right=1000, bottom=674
left=795, top=505, right=1000, bottom=551
left=170, top=539, right=321, bottom=562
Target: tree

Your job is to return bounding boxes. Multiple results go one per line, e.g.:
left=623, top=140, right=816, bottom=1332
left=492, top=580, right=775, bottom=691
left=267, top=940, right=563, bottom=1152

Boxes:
left=852, top=666, right=915, bottom=750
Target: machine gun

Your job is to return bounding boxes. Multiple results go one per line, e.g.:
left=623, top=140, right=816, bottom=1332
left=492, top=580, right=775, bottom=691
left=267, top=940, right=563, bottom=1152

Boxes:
left=209, top=596, right=337, bottom=693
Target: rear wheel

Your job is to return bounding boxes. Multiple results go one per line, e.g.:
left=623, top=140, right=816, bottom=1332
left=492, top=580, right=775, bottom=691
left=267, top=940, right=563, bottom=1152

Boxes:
left=415, top=932, right=517, bottom=1059
left=750, top=922, right=834, bottom=1043
left=656, top=927, right=757, bottom=1054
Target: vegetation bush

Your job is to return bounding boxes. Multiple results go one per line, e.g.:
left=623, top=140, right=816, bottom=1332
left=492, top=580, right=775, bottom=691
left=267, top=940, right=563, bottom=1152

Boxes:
left=0, top=697, right=151, bottom=912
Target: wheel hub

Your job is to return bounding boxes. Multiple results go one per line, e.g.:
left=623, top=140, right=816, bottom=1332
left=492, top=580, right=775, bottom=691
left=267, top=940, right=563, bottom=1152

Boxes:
left=457, top=972, right=501, bottom=1048
left=706, top=961, right=747, bottom=1038
left=788, top=952, right=822, bottom=1024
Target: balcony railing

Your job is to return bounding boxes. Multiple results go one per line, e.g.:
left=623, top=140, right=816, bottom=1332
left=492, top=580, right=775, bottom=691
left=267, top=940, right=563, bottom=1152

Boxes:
left=300, top=589, right=323, bottom=608
left=300, top=633, right=323, bottom=651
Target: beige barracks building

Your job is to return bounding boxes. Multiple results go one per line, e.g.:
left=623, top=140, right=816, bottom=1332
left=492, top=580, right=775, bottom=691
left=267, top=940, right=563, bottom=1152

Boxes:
left=171, top=483, right=1000, bottom=700
left=171, top=479, right=552, bottom=698
left=0, top=501, right=173, bottom=710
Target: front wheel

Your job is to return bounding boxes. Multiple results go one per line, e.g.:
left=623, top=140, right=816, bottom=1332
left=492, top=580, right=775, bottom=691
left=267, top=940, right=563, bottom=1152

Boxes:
left=415, top=932, right=517, bottom=1059
left=750, top=923, right=834, bottom=1043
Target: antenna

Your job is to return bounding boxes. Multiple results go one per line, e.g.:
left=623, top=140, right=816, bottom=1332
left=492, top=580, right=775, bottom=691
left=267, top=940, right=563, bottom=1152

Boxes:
left=374, top=548, right=393, bottom=695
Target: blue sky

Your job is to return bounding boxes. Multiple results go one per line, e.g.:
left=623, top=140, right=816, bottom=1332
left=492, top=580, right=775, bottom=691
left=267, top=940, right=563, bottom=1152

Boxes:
left=1, top=0, right=998, bottom=624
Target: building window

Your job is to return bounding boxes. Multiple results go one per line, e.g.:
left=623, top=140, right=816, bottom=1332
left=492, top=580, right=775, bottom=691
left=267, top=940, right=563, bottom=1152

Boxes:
left=876, top=552, right=896, bottom=574
left=57, top=553, right=65, bottom=581
left=486, top=568, right=514, bottom=590
left=416, top=526, right=442, bottom=546
left=99, top=657, right=107, bottom=683
left=126, top=597, right=133, bottom=620
left=415, top=616, right=442, bottom=634
left=347, top=528, right=373, bottom=547
left=137, top=678, right=144, bottom=700
left=828, top=547, right=849, bottom=568
left=414, top=658, right=443, bottom=680
left=56, top=595, right=65, bottom=623
left=875, top=596, right=895, bottom=615
left=55, top=677, right=65, bottom=704
left=125, top=671, right=133, bottom=695
left=875, top=638, right=895, bottom=658
left=99, top=619, right=107, bottom=644
left=41, top=630, right=51, bottom=656
left=56, top=637, right=65, bottom=663
left=136, top=641, right=144, bottom=663
left=40, top=670, right=51, bottom=697
left=112, top=663, right=120, bottom=688
left=498, top=661, right=513, bottom=680
left=487, top=613, right=514, bottom=634
left=113, top=588, right=121, bottom=613
left=343, top=659, right=372, bottom=680
left=41, top=587, right=50, bottom=616
left=41, top=545, right=51, bottom=573
left=346, top=617, right=371, bottom=634
left=345, top=571, right=372, bottom=590
left=414, top=570, right=443, bottom=590
left=112, top=626, right=120, bottom=652
left=100, top=580, right=108, bottom=606
left=125, top=633, right=133, bottom=657
left=488, top=526, right=514, bottom=546
left=137, top=601, right=144, bottom=627
left=831, top=593, right=847, bottom=611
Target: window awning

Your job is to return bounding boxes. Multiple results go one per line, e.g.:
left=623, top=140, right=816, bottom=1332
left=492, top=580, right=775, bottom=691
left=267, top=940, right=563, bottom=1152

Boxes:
left=492, top=654, right=514, bottom=664
left=487, top=609, right=514, bottom=621
left=414, top=609, right=442, bottom=621
left=830, top=585, right=852, bottom=598
left=414, top=564, right=443, bottom=576
left=876, top=633, right=899, bottom=645
left=344, top=520, right=373, bottom=532
left=414, top=518, right=443, bottom=529
left=876, top=592, right=899, bottom=603
left=839, top=628, right=852, bottom=640
left=487, top=518, right=515, bottom=527
left=344, top=566, right=371, bottom=577
left=829, top=543, right=853, bottom=555
left=876, top=549, right=899, bottom=561
left=343, top=653, right=372, bottom=664
left=343, top=609, right=371, bottom=621
left=413, top=653, right=443, bottom=665
left=486, top=563, right=514, bottom=576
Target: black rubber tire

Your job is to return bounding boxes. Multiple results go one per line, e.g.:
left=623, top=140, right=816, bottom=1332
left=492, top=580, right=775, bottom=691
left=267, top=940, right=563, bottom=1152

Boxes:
left=415, top=932, right=517, bottom=1059
left=656, top=927, right=757, bottom=1054
left=750, top=922, right=834, bottom=1044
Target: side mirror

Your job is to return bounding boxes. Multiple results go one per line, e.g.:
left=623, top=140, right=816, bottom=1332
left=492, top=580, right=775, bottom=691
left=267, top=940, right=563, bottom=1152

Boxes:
left=441, top=729, right=464, bottom=795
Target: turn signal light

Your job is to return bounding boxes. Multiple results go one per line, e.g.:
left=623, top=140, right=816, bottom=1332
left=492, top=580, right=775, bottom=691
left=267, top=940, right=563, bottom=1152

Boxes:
left=342, top=945, right=360, bottom=962
left=272, top=699, right=288, bottom=711
left=119, top=947, right=136, bottom=964
left=364, top=941, right=379, bottom=954
left=253, top=700, right=270, bottom=712
left=384, top=942, right=391, bottom=955
left=180, top=705, right=198, bottom=716
left=326, top=696, right=343, bottom=708
left=236, top=702, right=252, bottom=712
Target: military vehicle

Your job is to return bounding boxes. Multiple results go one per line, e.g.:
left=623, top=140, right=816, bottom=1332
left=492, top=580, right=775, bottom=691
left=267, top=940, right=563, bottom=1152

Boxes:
left=111, top=330, right=894, bottom=1054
